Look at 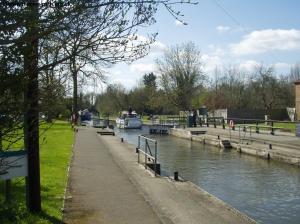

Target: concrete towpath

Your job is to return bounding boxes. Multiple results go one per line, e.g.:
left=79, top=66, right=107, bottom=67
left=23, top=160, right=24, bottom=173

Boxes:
left=63, top=127, right=161, bottom=224
left=63, top=127, right=256, bottom=224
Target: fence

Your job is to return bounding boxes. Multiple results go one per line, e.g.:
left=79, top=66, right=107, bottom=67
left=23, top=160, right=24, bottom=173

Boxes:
left=136, top=135, right=159, bottom=176
left=199, top=117, right=297, bottom=135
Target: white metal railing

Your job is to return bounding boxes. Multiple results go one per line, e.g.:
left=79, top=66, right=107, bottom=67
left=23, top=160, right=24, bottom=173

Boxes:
left=136, top=135, right=159, bottom=176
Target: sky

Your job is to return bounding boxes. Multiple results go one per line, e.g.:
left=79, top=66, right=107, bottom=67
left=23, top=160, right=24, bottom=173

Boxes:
left=98, top=0, right=300, bottom=92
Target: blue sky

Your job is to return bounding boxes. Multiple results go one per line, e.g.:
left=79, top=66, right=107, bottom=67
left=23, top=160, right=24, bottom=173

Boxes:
left=101, top=0, right=300, bottom=91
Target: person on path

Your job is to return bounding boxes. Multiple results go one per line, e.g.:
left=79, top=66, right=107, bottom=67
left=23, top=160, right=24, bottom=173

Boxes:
left=192, top=109, right=197, bottom=127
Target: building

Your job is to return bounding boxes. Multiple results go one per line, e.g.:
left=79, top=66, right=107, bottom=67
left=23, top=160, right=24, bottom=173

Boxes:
left=295, top=80, right=300, bottom=121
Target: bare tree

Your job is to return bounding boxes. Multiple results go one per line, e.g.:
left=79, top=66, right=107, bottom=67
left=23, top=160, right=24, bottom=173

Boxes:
left=1, top=0, right=198, bottom=212
left=251, top=65, right=280, bottom=113
left=157, top=42, right=205, bottom=110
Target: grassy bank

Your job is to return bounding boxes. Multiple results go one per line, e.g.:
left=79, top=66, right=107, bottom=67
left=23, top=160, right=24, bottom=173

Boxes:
left=0, top=121, right=74, bottom=223
left=274, top=122, right=296, bottom=133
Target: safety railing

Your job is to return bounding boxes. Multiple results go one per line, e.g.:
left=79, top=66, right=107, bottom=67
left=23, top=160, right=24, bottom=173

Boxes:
left=136, top=135, right=159, bottom=176
left=198, top=117, right=296, bottom=135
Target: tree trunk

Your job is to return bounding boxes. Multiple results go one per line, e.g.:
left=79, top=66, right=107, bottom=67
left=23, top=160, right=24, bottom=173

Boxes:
left=72, top=72, right=78, bottom=124
left=24, top=0, right=41, bottom=212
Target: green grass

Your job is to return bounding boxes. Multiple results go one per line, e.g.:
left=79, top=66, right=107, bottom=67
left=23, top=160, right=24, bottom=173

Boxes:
left=274, top=122, right=296, bottom=133
left=0, top=121, right=74, bottom=223
left=238, top=122, right=296, bottom=133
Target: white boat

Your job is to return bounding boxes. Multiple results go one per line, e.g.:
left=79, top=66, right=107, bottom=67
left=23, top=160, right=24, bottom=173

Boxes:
left=116, top=111, right=143, bottom=129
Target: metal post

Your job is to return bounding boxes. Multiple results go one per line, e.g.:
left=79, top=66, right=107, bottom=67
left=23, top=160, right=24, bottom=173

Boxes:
left=238, top=126, right=240, bottom=143
left=154, top=141, right=157, bottom=176
left=174, top=171, right=179, bottom=181
left=107, top=113, right=109, bottom=127
left=222, top=119, right=225, bottom=129
left=271, top=121, right=274, bottom=135
left=145, top=139, right=147, bottom=169
left=214, top=118, right=216, bottom=128
left=256, top=121, right=259, bottom=133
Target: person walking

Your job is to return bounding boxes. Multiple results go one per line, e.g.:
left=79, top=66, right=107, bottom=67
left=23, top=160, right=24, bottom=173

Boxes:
left=192, top=109, right=197, bottom=127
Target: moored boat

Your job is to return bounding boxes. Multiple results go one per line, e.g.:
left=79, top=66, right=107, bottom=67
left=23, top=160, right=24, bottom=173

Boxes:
left=116, top=111, right=142, bottom=129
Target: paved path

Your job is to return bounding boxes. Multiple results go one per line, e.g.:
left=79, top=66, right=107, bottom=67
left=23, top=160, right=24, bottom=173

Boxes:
left=63, top=127, right=161, bottom=224
left=63, top=127, right=256, bottom=224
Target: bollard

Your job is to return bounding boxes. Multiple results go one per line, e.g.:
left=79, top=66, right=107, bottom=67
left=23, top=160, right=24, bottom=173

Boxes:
left=174, top=171, right=179, bottom=181
left=269, top=144, right=272, bottom=149
left=121, top=137, right=124, bottom=142
left=217, top=135, right=220, bottom=139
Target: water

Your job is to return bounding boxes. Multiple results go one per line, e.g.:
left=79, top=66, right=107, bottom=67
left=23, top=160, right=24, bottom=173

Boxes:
left=114, top=126, right=300, bottom=224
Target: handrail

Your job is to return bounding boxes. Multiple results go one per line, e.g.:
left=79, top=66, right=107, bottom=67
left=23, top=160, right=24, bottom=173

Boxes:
left=139, top=134, right=157, bottom=143
left=136, top=135, right=158, bottom=176
left=137, top=150, right=155, bottom=160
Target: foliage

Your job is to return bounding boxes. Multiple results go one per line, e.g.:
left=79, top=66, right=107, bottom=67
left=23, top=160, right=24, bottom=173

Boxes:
left=143, top=72, right=157, bottom=88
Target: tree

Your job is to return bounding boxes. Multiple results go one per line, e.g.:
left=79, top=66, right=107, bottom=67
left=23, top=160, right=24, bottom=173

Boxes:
left=96, top=83, right=128, bottom=116
left=143, top=72, right=157, bottom=88
left=157, top=42, right=205, bottom=110
left=47, top=1, right=197, bottom=124
left=39, top=72, right=66, bottom=123
left=1, top=0, right=197, bottom=212
left=251, top=65, right=280, bottom=113
left=289, top=63, right=300, bottom=82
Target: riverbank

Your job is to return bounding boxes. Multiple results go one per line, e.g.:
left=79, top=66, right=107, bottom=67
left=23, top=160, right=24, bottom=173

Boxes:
left=63, top=127, right=256, bottom=224
left=170, top=126, right=300, bottom=166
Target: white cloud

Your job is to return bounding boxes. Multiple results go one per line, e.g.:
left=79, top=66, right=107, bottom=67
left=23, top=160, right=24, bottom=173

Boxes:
left=216, top=25, right=231, bottom=33
left=273, top=62, right=291, bottom=70
left=112, top=78, right=136, bottom=89
left=130, top=63, right=156, bottom=74
left=213, top=47, right=225, bottom=56
left=231, top=29, right=300, bottom=55
left=238, top=60, right=260, bottom=72
left=150, top=41, right=167, bottom=53
left=175, top=20, right=184, bottom=26
left=201, top=54, right=223, bottom=73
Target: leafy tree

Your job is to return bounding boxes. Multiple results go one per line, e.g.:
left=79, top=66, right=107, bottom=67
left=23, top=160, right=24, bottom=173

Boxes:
left=96, top=83, right=128, bottom=116
left=143, top=72, right=157, bottom=88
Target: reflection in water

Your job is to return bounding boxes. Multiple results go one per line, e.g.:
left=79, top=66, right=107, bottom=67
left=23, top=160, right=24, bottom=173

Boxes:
left=115, top=126, right=300, bottom=224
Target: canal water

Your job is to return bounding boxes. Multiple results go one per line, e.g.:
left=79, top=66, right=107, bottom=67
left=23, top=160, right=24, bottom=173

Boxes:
left=114, top=126, right=300, bottom=224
